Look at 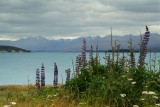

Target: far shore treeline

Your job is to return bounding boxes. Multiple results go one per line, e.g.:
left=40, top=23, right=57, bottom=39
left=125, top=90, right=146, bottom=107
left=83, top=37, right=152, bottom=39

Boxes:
left=0, top=45, right=31, bottom=52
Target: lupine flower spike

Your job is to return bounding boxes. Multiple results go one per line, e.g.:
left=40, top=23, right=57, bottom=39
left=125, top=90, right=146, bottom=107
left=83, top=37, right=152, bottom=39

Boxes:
left=41, top=63, right=45, bottom=86
left=36, top=68, right=40, bottom=90
left=53, top=62, right=58, bottom=88
left=138, top=26, right=150, bottom=68
left=81, top=38, right=87, bottom=68
left=65, top=68, right=71, bottom=82
left=89, top=44, right=93, bottom=62
left=76, top=55, right=81, bottom=75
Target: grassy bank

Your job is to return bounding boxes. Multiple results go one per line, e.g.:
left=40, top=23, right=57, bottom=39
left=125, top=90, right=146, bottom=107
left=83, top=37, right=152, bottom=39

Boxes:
left=0, top=85, right=60, bottom=107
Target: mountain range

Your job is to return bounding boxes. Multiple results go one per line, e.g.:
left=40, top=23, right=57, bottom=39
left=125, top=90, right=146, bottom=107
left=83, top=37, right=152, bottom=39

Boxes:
left=0, top=33, right=160, bottom=52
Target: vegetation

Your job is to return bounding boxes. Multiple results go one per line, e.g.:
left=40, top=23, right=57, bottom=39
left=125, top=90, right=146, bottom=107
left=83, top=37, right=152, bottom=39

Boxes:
left=0, top=85, right=64, bottom=107
left=0, top=45, right=31, bottom=52
left=64, top=27, right=160, bottom=106
left=1, top=26, right=160, bottom=107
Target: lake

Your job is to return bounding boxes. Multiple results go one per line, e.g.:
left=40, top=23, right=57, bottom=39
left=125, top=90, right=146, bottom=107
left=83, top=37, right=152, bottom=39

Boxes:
left=0, top=52, right=160, bottom=85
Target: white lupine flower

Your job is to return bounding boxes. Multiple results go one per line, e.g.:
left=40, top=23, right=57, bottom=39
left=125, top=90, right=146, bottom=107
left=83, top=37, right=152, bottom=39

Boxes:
left=120, top=94, right=126, bottom=97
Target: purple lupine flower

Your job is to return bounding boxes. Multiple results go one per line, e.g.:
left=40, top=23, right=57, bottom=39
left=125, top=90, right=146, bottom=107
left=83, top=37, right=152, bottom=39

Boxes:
left=53, top=62, right=58, bottom=88
left=138, top=26, right=150, bottom=67
left=107, top=53, right=111, bottom=66
left=95, top=44, right=99, bottom=65
left=128, top=40, right=135, bottom=68
left=41, top=63, right=45, bottom=86
left=120, top=56, right=125, bottom=68
left=89, top=44, right=93, bottom=69
left=36, top=68, right=40, bottom=90
left=65, top=68, right=71, bottom=82
left=89, top=44, right=93, bottom=62
left=76, top=55, right=81, bottom=75
left=81, top=38, right=87, bottom=68
left=116, top=44, right=120, bottom=63
left=106, top=53, right=112, bottom=72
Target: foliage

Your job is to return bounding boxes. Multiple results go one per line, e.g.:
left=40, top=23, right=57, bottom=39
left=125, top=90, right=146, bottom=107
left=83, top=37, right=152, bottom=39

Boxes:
left=64, top=27, right=160, bottom=106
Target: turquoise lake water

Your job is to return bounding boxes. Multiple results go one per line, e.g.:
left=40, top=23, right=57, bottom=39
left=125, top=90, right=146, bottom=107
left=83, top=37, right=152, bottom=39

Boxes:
left=0, top=52, right=160, bottom=85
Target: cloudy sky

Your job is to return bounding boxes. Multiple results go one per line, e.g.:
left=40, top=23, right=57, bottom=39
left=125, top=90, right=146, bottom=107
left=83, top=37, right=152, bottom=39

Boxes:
left=0, top=0, right=159, bottom=40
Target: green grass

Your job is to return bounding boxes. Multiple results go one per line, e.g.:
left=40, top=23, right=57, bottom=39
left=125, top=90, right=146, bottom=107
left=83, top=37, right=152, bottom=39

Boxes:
left=0, top=85, right=62, bottom=107
left=66, top=65, right=160, bottom=106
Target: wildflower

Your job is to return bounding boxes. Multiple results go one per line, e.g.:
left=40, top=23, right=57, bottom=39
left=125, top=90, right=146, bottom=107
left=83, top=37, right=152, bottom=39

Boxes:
left=76, top=55, right=82, bottom=74
left=156, top=104, right=160, bottom=106
left=138, top=26, right=150, bottom=67
left=140, top=98, right=145, bottom=101
left=53, top=94, right=57, bottom=97
left=53, top=63, right=58, bottom=88
left=47, top=95, right=52, bottom=99
left=41, top=63, right=45, bottom=86
left=142, top=91, right=148, bottom=95
left=65, top=68, right=71, bottom=82
left=79, top=102, right=86, bottom=105
left=133, top=105, right=139, bottom=107
left=131, top=81, right=136, bottom=85
left=142, top=91, right=156, bottom=95
left=3, top=105, right=11, bottom=107
left=36, top=68, right=40, bottom=90
left=148, top=91, right=156, bottom=95
left=120, top=94, right=126, bottom=97
left=10, top=102, right=16, bottom=105
left=128, top=78, right=133, bottom=81
left=81, top=38, right=87, bottom=68
left=153, top=96, right=158, bottom=99
left=122, top=75, right=126, bottom=78
left=89, top=44, right=93, bottom=62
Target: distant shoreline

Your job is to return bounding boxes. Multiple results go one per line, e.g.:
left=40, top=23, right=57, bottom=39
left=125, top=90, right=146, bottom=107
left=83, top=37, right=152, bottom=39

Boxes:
left=0, top=45, right=31, bottom=53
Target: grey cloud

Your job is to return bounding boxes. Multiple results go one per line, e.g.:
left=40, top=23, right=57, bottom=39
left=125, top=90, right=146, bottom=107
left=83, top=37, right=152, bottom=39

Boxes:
left=101, top=0, right=160, bottom=13
left=0, top=0, right=159, bottom=40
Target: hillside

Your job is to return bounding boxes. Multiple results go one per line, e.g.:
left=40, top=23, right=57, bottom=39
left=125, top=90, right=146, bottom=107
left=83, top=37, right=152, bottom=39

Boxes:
left=0, top=45, right=31, bottom=52
left=0, top=33, right=159, bottom=52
